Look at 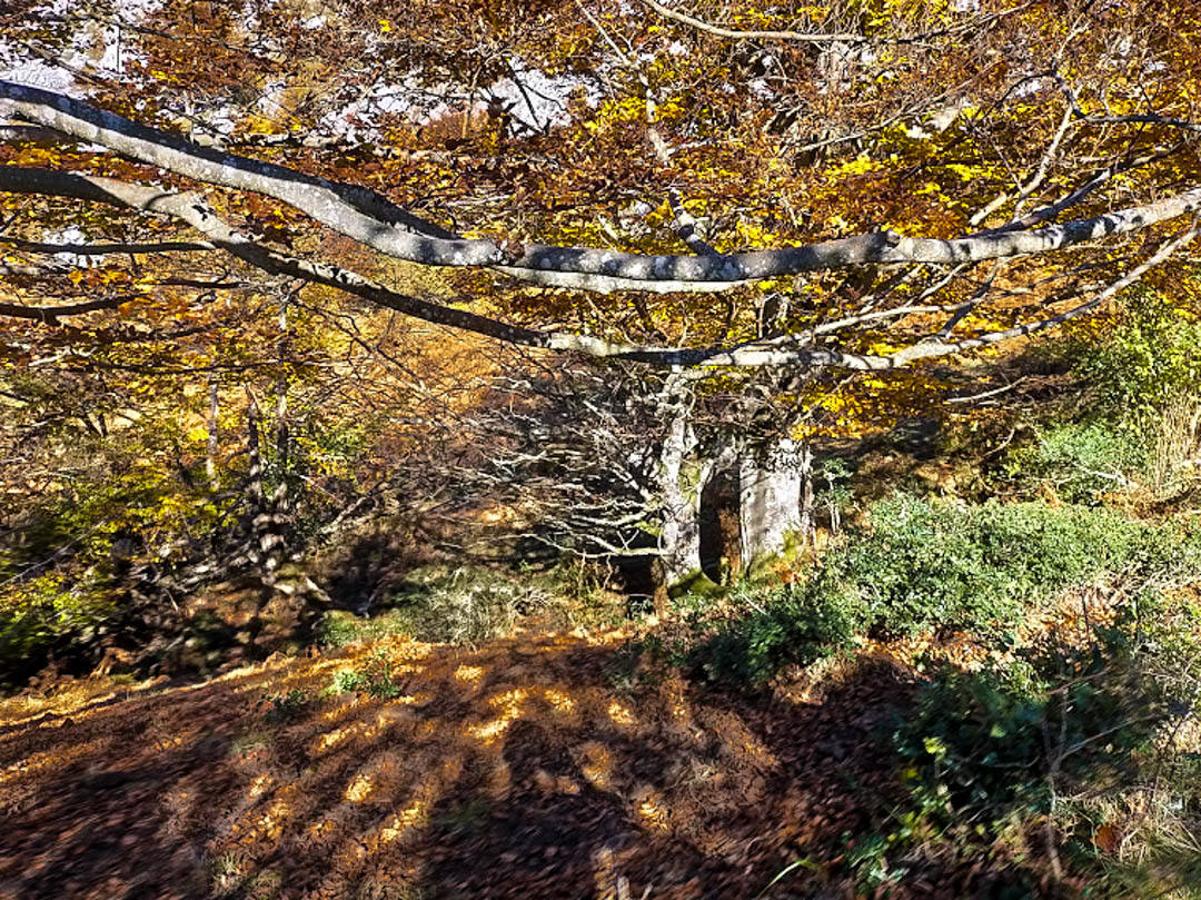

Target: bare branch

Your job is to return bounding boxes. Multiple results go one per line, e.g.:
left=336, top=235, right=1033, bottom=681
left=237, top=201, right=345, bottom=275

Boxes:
left=0, top=296, right=124, bottom=323
left=4, top=82, right=1200, bottom=294
left=970, top=98, right=1075, bottom=227
left=633, top=0, right=865, bottom=44
left=633, top=0, right=1031, bottom=46
left=1074, top=112, right=1201, bottom=134
left=0, top=166, right=1192, bottom=373
left=0, top=236, right=215, bottom=256
left=0, top=123, right=63, bottom=144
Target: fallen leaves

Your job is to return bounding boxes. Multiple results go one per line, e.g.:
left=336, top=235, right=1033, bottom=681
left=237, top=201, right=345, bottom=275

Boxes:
left=0, top=627, right=914, bottom=897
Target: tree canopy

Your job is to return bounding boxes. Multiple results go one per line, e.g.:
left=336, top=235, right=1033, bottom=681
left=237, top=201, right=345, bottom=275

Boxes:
left=3, top=0, right=1201, bottom=369
left=4, top=4, right=1201, bottom=896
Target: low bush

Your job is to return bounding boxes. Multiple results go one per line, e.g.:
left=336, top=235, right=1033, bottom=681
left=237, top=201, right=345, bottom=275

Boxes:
left=1075, top=289, right=1201, bottom=420
left=386, top=566, right=552, bottom=645
left=1004, top=421, right=1144, bottom=503
left=262, top=688, right=312, bottom=723
left=864, top=595, right=1201, bottom=892
left=318, top=562, right=623, bottom=649
left=0, top=572, right=117, bottom=687
left=692, top=495, right=1199, bottom=684
left=316, top=608, right=413, bottom=648
left=316, top=566, right=545, bottom=648
left=831, top=496, right=1179, bottom=637
left=691, top=580, right=868, bottom=684
left=1001, top=290, right=1201, bottom=504
left=327, top=653, right=406, bottom=699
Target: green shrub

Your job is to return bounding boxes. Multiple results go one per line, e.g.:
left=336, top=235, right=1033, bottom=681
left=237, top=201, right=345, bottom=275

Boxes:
left=822, top=496, right=1176, bottom=638
left=330, top=668, right=368, bottom=693
left=316, top=609, right=413, bottom=648
left=1005, top=421, right=1145, bottom=502
left=692, top=495, right=1197, bottom=685
left=692, top=580, right=868, bottom=684
left=328, top=654, right=405, bottom=699
left=1076, top=289, right=1201, bottom=419
left=384, top=567, right=552, bottom=646
left=874, top=598, right=1201, bottom=891
left=0, top=571, right=117, bottom=686
left=996, top=291, right=1201, bottom=503
left=263, top=688, right=312, bottom=723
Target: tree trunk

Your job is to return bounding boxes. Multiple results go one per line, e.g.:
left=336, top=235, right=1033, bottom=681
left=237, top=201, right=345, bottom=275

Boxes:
left=246, top=391, right=264, bottom=520
left=272, top=293, right=291, bottom=521
left=658, top=395, right=703, bottom=587
left=799, top=442, right=815, bottom=546
left=205, top=376, right=220, bottom=491
left=739, top=437, right=807, bottom=564
left=245, top=391, right=284, bottom=579
left=653, top=370, right=727, bottom=595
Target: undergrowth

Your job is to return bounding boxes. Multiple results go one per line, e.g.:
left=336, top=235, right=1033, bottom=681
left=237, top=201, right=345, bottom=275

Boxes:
left=318, top=563, right=624, bottom=648
left=857, top=594, right=1201, bottom=894
left=665, top=488, right=1201, bottom=893
left=327, top=652, right=407, bottom=699
left=688, top=495, right=1198, bottom=684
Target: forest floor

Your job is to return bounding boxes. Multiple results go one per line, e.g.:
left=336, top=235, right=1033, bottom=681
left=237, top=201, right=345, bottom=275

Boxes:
left=0, top=617, right=966, bottom=900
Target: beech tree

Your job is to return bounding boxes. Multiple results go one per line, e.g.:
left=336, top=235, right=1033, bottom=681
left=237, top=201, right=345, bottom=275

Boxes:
left=3, top=0, right=1201, bottom=586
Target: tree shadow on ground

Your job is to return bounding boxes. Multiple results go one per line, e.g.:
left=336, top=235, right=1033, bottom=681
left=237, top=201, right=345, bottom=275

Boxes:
left=0, top=633, right=1043, bottom=899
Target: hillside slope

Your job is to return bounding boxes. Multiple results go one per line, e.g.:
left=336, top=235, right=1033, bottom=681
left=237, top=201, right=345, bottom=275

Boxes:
left=1, top=628, right=924, bottom=899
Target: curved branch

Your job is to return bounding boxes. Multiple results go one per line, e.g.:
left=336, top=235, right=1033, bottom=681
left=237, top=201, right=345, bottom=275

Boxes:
left=5, top=81, right=1201, bottom=294
left=1073, top=111, right=1201, bottom=134
left=0, top=166, right=645, bottom=355
left=633, top=0, right=864, bottom=43
left=975, top=145, right=1184, bottom=236
left=634, top=0, right=1031, bottom=46
left=0, top=237, right=215, bottom=255
left=0, top=166, right=1192, bottom=373
left=890, top=219, right=1200, bottom=365
left=0, top=123, right=62, bottom=144
left=0, top=296, right=124, bottom=323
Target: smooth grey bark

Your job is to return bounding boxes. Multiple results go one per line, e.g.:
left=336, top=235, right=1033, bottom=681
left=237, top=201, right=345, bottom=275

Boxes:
left=2, top=166, right=1197, bottom=372
left=739, top=437, right=807, bottom=563
left=656, top=382, right=705, bottom=586
left=5, top=81, right=1201, bottom=294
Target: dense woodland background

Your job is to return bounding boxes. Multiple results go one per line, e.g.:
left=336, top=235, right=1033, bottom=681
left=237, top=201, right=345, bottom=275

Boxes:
left=2, top=0, right=1201, bottom=896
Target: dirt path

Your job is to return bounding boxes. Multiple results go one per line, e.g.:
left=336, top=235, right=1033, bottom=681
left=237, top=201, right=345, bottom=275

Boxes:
left=0, top=631, right=918, bottom=898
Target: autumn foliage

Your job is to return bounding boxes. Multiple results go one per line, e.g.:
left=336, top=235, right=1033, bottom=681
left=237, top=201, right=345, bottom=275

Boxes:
left=3, top=1, right=1201, bottom=896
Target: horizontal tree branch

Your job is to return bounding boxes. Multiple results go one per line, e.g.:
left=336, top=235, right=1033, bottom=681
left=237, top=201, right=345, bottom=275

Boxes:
left=4, top=81, right=1199, bottom=293
left=634, top=0, right=864, bottom=43
left=1073, top=111, right=1201, bottom=134
left=0, top=166, right=648, bottom=353
left=0, top=236, right=215, bottom=256
left=888, top=219, right=1201, bottom=365
left=0, top=123, right=62, bottom=144
left=0, top=296, right=124, bottom=323
left=975, top=144, right=1184, bottom=236
left=0, top=166, right=1192, bottom=372
left=634, top=0, right=1030, bottom=46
